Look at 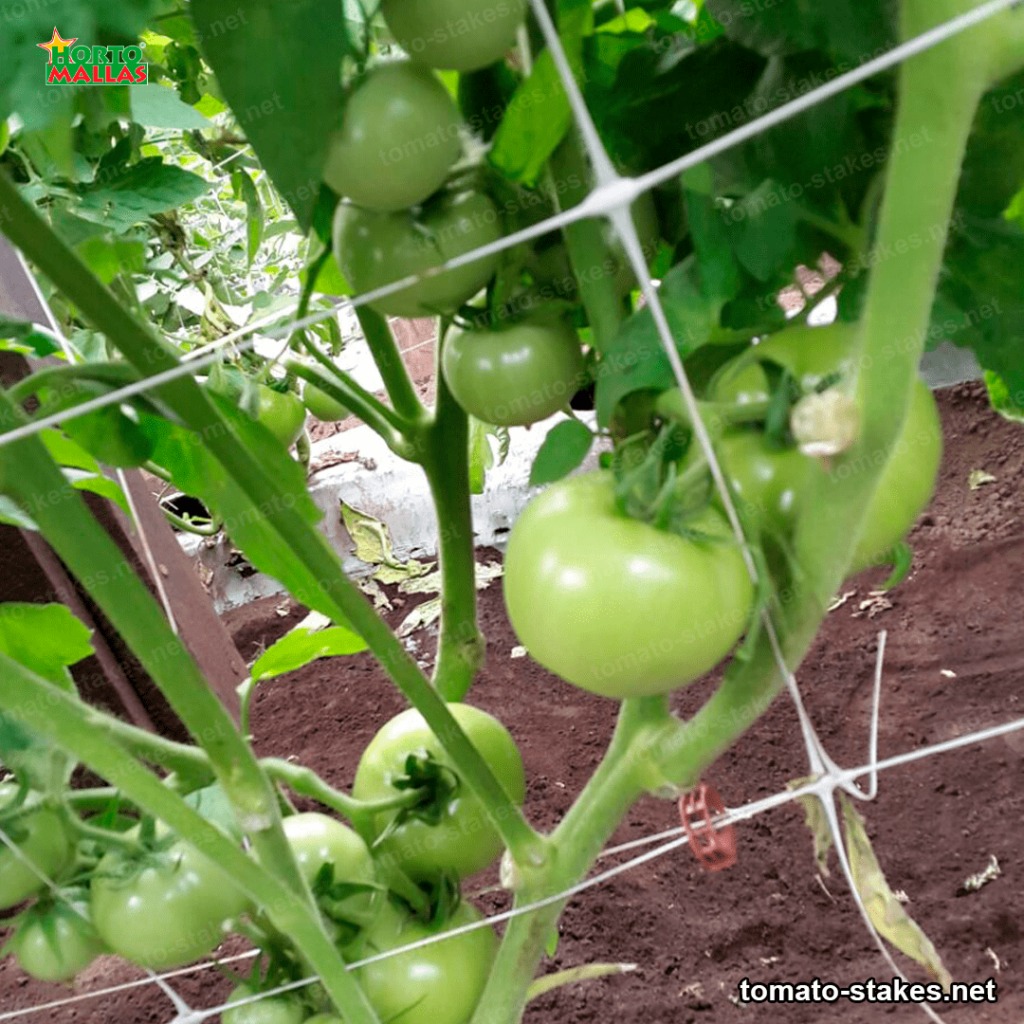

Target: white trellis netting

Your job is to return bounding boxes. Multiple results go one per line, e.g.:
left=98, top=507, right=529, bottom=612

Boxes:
left=1, top=1, right=1022, bottom=1020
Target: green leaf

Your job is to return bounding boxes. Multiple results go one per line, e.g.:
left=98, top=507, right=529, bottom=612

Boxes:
left=984, top=370, right=1024, bottom=422
left=252, top=615, right=367, bottom=681
left=0, top=604, right=93, bottom=689
left=595, top=257, right=715, bottom=425
left=192, top=0, right=353, bottom=231
left=61, top=405, right=155, bottom=469
left=74, top=158, right=210, bottom=233
left=0, top=319, right=63, bottom=358
left=75, top=235, right=147, bottom=285
left=185, top=783, right=246, bottom=842
left=232, top=168, right=265, bottom=266
left=63, top=468, right=132, bottom=517
left=723, top=179, right=799, bottom=282
left=529, top=420, right=595, bottom=486
left=0, top=496, right=38, bottom=530
left=685, top=189, right=743, bottom=312
left=130, top=83, right=213, bottom=128
left=489, top=0, right=593, bottom=184
left=595, top=8, right=656, bottom=34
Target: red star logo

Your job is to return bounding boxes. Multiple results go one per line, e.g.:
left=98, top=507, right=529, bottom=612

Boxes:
left=37, top=28, right=77, bottom=64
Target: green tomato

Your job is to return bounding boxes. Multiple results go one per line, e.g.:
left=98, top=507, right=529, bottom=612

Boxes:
left=7, top=900, right=105, bottom=982
left=280, top=813, right=381, bottom=942
left=304, top=1017, right=344, bottom=1024
left=352, top=704, right=525, bottom=881
left=504, top=471, right=755, bottom=698
left=257, top=385, right=306, bottom=449
left=221, top=984, right=306, bottom=1024
left=0, top=787, right=74, bottom=910
left=382, top=0, right=527, bottom=71
left=324, top=62, right=462, bottom=212
left=717, top=430, right=808, bottom=532
left=333, top=190, right=502, bottom=318
left=352, top=900, right=497, bottom=1024
left=303, top=382, right=349, bottom=422
left=441, top=318, right=585, bottom=426
left=90, top=839, right=249, bottom=970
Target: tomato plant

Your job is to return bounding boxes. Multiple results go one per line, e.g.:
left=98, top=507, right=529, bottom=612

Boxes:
left=0, top=788, right=74, bottom=910
left=333, top=190, right=502, bottom=317
left=381, top=0, right=527, bottom=71
left=441, top=318, right=585, bottom=426
left=323, top=62, right=463, bottom=212
left=221, top=984, right=306, bottom=1024
left=352, top=703, right=526, bottom=880
left=351, top=899, right=497, bottom=1024
left=257, top=386, right=307, bottom=450
left=90, top=839, right=250, bottom=970
left=504, top=471, right=755, bottom=698
left=4, top=900, right=105, bottom=982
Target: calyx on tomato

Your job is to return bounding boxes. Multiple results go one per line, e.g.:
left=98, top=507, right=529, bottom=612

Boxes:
left=333, top=190, right=502, bottom=318
left=441, top=317, right=585, bottom=426
left=504, top=471, right=755, bottom=698
left=5, top=898, right=105, bottom=982
left=0, top=786, right=74, bottom=910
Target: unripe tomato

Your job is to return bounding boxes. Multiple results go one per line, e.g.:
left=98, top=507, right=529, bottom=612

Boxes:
left=256, top=385, right=306, bottom=449
left=7, top=900, right=105, bottom=982
left=504, top=472, right=754, bottom=698
left=221, top=984, right=306, bottom=1024
left=302, top=382, right=349, bottom=422
left=324, top=62, right=462, bottom=212
left=382, top=0, right=527, bottom=71
left=0, top=787, right=74, bottom=910
left=351, top=900, right=497, bottom=1024
left=441, top=318, right=585, bottom=426
left=352, top=703, right=525, bottom=881
left=333, top=190, right=502, bottom=318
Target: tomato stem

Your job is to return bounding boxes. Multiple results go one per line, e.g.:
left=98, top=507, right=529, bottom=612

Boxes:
left=354, top=307, right=426, bottom=423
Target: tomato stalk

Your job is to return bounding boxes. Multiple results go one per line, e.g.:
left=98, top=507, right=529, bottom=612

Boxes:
left=0, top=170, right=543, bottom=883
left=353, top=307, right=426, bottom=423
left=421, top=328, right=486, bottom=702
left=0, top=655, right=385, bottom=1024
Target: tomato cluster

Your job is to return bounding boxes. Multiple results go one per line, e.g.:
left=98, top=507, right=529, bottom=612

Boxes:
left=0, top=704, right=520, bottom=1024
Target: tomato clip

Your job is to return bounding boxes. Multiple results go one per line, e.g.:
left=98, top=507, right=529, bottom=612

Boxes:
left=678, top=781, right=737, bottom=873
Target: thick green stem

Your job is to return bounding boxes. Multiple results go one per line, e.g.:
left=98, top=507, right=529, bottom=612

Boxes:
left=0, top=656, right=383, bottom=1024
left=548, top=136, right=623, bottom=351
left=0, top=169, right=540, bottom=882
left=354, top=307, right=425, bottom=423
left=423, top=335, right=485, bottom=702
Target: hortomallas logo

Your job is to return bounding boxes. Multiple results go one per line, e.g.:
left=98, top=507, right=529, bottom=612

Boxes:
left=37, top=27, right=148, bottom=85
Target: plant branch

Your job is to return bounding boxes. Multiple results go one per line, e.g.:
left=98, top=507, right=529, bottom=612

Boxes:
left=354, top=306, right=425, bottom=422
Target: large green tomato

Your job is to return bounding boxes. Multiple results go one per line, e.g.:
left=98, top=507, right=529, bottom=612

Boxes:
left=0, top=787, right=74, bottom=909
left=716, top=430, right=808, bottom=533
left=257, top=385, right=306, bottom=449
left=441, top=318, right=585, bottom=426
left=7, top=901, right=105, bottom=982
left=504, top=471, right=755, bottom=698
left=352, top=703, right=525, bottom=881
left=382, top=0, right=527, bottom=71
left=352, top=900, right=497, bottom=1024
left=712, top=322, right=943, bottom=570
left=323, top=62, right=462, bottom=212
left=333, top=190, right=502, bottom=318
left=90, top=839, right=249, bottom=970
left=280, top=813, right=381, bottom=942
left=221, top=984, right=306, bottom=1024
left=303, top=382, right=349, bottom=422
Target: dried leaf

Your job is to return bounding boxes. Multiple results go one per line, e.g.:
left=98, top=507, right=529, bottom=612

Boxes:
left=840, top=794, right=953, bottom=989
left=958, top=855, right=1000, bottom=895
left=789, top=776, right=833, bottom=877
left=968, top=469, right=997, bottom=490
left=398, top=597, right=442, bottom=638
left=340, top=501, right=433, bottom=584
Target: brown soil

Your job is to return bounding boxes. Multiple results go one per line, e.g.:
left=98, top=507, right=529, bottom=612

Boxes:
left=3, top=382, right=1023, bottom=1024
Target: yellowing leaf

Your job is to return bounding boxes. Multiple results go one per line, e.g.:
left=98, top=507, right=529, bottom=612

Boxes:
left=790, top=776, right=834, bottom=876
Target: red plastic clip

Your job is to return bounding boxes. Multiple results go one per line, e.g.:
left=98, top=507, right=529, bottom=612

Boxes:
left=679, top=781, right=737, bottom=873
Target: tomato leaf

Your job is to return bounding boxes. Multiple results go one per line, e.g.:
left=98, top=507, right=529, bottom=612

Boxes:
left=489, top=0, right=593, bottom=185
left=129, top=83, right=213, bottom=129
left=232, top=167, right=264, bottom=267
left=185, top=783, right=245, bottom=842
left=251, top=617, right=368, bottom=682
left=529, top=420, right=594, bottom=486
left=191, top=0, right=353, bottom=232
left=878, top=541, right=914, bottom=591
left=985, top=370, right=1024, bottom=422
left=0, top=496, right=38, bottom=531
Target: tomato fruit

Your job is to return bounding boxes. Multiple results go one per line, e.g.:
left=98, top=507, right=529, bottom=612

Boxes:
left=303, top=382, right=349, bottom=422
left=351, top=899, right=497, bottom=1024
left=280, top=813, right=381, bottom=941
left=257, top=385, right=306, bottom=449
left=0, top=787, right=74, bottom=910
left=323, top=62, right=462, bottom=212
left=333, top=190, right=502, bottom=318
left=441, top=318, right=585, bottom=426
left=352, top=703, right=526, bottom=881
left=716, top=430, right=808, bottom=532
left=382, top=0, right=527, bottom=71
left=221, top=984, right=306, bottom=1024
left=711, top=322, right=943, bottom=570
left=504, top=471, right=755, bottom=698
left=304, top=1017, right=343, bottom=1024
left=90, top=839, right=249, bottom=970
left=6, top=900, right=105, bottom=982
